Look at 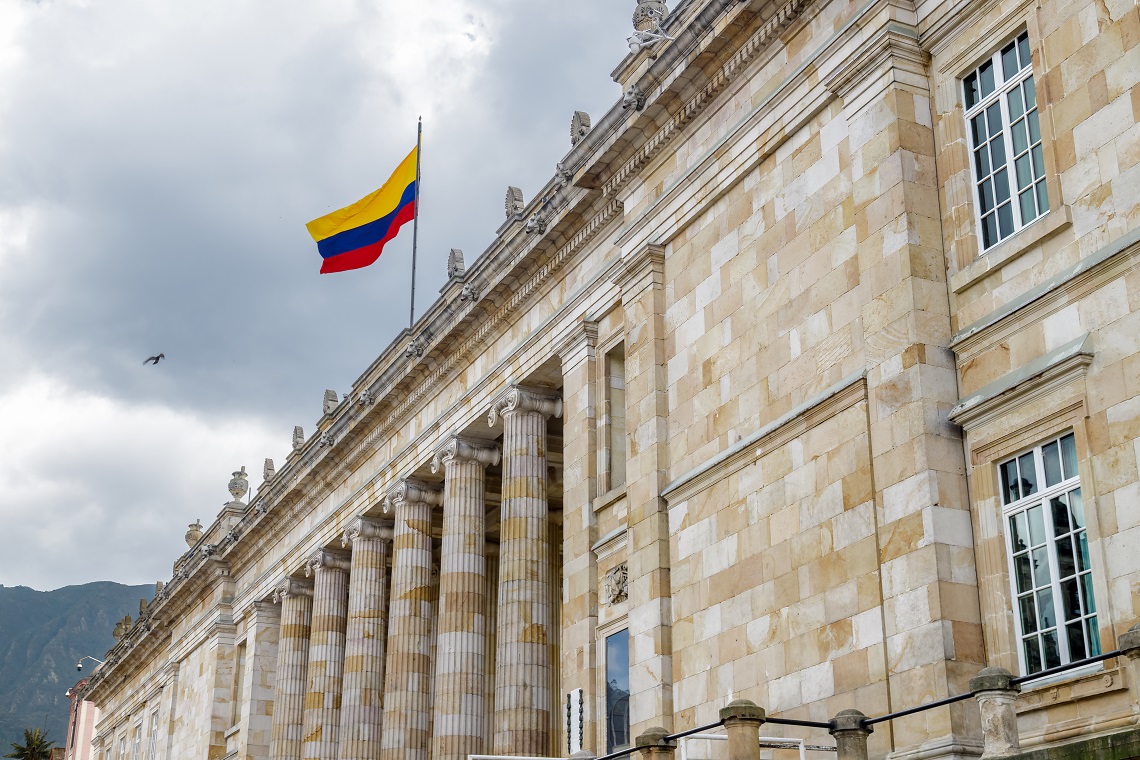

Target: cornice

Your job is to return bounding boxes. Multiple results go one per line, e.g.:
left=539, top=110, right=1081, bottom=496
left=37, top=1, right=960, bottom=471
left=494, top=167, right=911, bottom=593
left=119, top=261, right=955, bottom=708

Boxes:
left=663, top=370, right=868, bottom=503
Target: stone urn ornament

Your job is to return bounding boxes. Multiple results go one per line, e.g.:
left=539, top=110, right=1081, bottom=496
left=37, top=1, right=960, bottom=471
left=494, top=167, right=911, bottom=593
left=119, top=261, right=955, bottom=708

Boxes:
left=185, top=520, right=204, bottom=547
left=227, top=466, right=249, bottom=502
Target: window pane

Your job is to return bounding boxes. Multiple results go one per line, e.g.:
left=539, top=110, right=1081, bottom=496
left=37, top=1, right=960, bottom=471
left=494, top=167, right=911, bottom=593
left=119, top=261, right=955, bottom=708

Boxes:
left=1015, top=154, right=1032, bottom=188
left=998, top=202, right=1014, bottom=237
left=980, top=60, right=996, bottom=97
left=1018, top=452, right=1038, bottom=497
left=1043, top=629, right=1061, bottom=668
left=1010, top=512, right=1029, bottom=551
left=1015, top=553, right=1034, bottom=592
left=1036, top=181, right=1049, bottom=214
left=995, top=168, right=1011, bottom=202
left=1002, top=460, right=1021, bottom=504
left=1032, top=144, right=1045, bottom=178
left=1081, top=572, right=1096, bottom=613
left=965, top=73, right=980, bottom=109
left=1012, top=119, right=1028, bottom=154
left=1076, top=532, right=1091, bottom=573
left=1069, top=487, right=1084, bottom=527
left=1024, top=637, right=1043, bottom=673
left=1019, top=190, right=1036, bottom=224
left=605, top=630, right=631, bottom=752
left=1024, top=75, right=1036, bottom=108
left=1037, top=588, right=1056, bottom=628
left=981, top=179, right=995, bottom=211
left=983, top=213, right=998, bottom=248
left=972, top=114, right=987, bottom=145
left=1019, top=594, right=1038, bottom=632
left=1028, top=505, right=1045, bottom=545
left=1051, top=494, right=1072, bottom=536
left=1018, top=34, right=1031, bottom=69
left=976, top=146, right=991, bottom=176
left=1033, top=546, right=1051, bottom=587
left=987, top=103, right=1003, bottom=139
left=1001, top=43, right=1018, bottom=81
left=1067, top=622, right=1087, bottom=660
left=990, top=130, right=1007, bottom=167
left=1087, top=617, right=1102, bottom=656
left=1061, top=578, right=1080, bottom=619
left=1043, top=441, right=1062, bottom=486
left=1061, top=434, right=1078, bottom=479
left=1027, top=108, right=1040, bottom=143
left=1009, top=86, right=1024, bottom=119
left=1057, top=535, right=1076, bottom=578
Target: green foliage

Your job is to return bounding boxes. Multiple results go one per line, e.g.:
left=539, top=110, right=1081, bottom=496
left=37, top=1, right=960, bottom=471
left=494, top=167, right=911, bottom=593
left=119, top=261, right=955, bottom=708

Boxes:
left=0, top=582, right=152, bottom=752
left=4, top=727, right=54, bottom=760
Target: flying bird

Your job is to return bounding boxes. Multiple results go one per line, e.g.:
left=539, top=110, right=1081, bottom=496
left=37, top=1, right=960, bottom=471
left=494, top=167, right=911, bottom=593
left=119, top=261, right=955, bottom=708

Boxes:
left=143, top=353, right=166, bottom=365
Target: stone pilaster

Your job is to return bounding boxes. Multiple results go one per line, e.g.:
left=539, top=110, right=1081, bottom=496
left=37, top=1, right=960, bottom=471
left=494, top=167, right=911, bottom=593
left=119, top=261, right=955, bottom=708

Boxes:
left=337, top=517, right=393, bottom=760
left=615, top=244, right=674, bottom=734
left=379, top=479, right=442, bottom=760
left=429, top=436, right=501, bottom=760
left=488, top=385, right=562, bottom=755
left=270, top=578, right=314, bottom=760
left=559, top=321, right=600, bottom=755
left=239, top=600, right=280, bottom=760
left=301, top=548, right=351, bottom=760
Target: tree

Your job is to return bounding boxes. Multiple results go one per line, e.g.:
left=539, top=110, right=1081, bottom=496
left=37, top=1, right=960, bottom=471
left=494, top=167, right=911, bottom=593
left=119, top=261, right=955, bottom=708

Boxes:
left=4, top=728, right=54, bottom=760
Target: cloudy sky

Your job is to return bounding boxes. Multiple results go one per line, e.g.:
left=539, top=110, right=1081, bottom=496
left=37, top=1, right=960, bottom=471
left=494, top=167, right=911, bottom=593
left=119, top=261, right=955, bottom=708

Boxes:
left=0, top=0, right=633, bottom=591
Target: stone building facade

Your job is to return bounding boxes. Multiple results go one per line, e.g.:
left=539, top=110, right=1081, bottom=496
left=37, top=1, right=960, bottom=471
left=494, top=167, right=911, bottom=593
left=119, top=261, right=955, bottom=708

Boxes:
left=82, top=0, right=1140, bottom=757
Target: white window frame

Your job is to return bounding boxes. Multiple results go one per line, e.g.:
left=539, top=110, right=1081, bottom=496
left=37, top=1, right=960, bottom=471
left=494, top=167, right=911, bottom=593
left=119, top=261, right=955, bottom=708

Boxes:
left=963, top=30, right=1049, bottom=251
left=148, top=711, right=159, bottom=760
left=999, top=432, right=1101, bottom=680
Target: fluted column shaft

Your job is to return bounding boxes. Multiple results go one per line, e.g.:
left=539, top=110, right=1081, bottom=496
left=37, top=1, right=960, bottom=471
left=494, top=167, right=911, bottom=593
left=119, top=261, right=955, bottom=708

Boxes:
left=338, top=518, right=392, bottom=760
left=270, top=578, right=314, bottom=760
left=430, top=437, right=500, bottom=760
left=302, top=549, right=351, bottom=760
left=379, top=480, right=442, bottom=760
left=489, top=386, right=562, bottom=756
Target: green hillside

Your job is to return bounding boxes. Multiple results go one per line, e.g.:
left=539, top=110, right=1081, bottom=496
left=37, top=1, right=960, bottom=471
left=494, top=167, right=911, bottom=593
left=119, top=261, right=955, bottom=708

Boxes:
left=0, top=582, right=152, bottom=752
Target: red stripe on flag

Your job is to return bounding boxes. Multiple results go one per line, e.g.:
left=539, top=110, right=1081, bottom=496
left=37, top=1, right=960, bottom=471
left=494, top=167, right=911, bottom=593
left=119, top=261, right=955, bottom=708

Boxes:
left=319, top=202, right=416, bottom=274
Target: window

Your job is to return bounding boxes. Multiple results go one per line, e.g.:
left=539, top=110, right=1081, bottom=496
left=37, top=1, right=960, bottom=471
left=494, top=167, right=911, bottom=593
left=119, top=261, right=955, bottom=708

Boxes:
left=1000, top=432, right=1100, bottom=677
left=148, top=711, right=159, bottom=760
left=601, top=344, right=627, bottom=492
left=604, top=629, right=630, bottom=752
left=963, top=31, right=1048, bottom=250
left=131, top=726, right=140, bottom=760
left=117, top=737, right=126, bottom=760
left=231, top=641, right=247, bottom=727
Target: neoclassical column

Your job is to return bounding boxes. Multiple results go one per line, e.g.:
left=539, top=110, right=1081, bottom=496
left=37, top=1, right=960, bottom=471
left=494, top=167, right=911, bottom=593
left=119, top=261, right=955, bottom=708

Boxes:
left=488, top=385, right=562, bottom=755
left=379, top=479, right=442, bottom=760
left=270, top=577, right=315, bottom=760
left=301, top=548, right=351, bottom=760
left=337, top=517, right=393, bottom=760
left=430, top=436, right=501, bottom=760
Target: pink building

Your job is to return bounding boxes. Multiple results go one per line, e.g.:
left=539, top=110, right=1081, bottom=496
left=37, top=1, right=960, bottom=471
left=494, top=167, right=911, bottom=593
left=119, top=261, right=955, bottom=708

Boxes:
left=63, top=678, right=99, bottom=760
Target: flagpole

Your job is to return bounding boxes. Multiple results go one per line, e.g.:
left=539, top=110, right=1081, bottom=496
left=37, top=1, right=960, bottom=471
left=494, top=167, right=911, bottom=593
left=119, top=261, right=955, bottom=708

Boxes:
left=409, top=116, right=422, bottom=330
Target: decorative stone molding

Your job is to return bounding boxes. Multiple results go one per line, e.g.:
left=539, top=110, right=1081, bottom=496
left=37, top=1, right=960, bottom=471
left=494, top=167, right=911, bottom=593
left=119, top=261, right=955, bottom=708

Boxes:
left=603, top=562, right=629, bottom=605
left=570, top=111, right=591, bottom=146
left=272, top=577, right=314, bottom=603
left=823, top=22, right=930, bottom=108
left=341, top=515, right=393, bottom=548
left=292, top=426, right=305, bottom=451
left=405, top=339, right=425, bottom=359
left=318, top=432, right=335, bottom=448
left=459, top=282, right=481, bottom=302
left=505, top=186, right=524, bottom=217
left=488, top=385, right=563, bottom=426
left=632, top=0, right=668, bottom=33
left=524, top=211, right=547, bottom=235
left=447, top=248, right=465, bottom=280
left=356, top=390, right=375, bottom=406
left=305, top=547, right=351, bottom=577
left=554, top=162, right=574, bottom=191
left=323, top=389, right=339, bottom=415
left=383, top=478, right=443, bottom=513
left=430, top=435, right=501, bottom=473
left=622, top=85, right=646, bottom=111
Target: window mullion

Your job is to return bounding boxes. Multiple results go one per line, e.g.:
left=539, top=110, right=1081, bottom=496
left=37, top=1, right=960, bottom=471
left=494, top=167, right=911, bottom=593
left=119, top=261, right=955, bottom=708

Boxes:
left=998, top=88, right=1023, bottom=230
left=1041, top=481, right=1073, bottom=665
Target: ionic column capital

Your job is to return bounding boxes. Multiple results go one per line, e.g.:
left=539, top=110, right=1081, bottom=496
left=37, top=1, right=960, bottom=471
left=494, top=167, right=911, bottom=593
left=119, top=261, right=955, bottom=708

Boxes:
left=487, top=385, right=563, bottom=426
left=383, top=478, right=443, bottom=513
left=431, top=435, right=501, bottom=473
left=342, top=515, right=393, bottom=548
left=305, top=547, right=351, bottom=576
left=272, top=577, right=314, bottom=603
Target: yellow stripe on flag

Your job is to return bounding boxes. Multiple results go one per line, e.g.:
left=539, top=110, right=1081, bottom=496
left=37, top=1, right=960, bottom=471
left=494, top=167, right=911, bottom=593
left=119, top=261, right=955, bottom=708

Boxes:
left=306, top=145, right=419, bottom=243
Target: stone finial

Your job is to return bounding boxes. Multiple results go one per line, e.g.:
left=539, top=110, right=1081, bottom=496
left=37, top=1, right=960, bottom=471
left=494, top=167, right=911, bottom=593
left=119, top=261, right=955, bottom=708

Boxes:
left=633, top=0, right=668, bottom=32
left=292, top=426, right=304, bottom=451
left=505, top=186, right=524, bottom=217
left=263, top=458, right=275, bottom=481
left=570, top=111, right=591, bottom=146
left=155, top=580, right=164, bottom=597
left=185, top=519, right=204, bottom=548
left=139, top=598, right=147, bottom=616
left=112, top=621, right=124, bottom=640
left=227, top=466, right=248, bottom=502
left=447, top=248, right=465, bottom=280
left=323, top=389, right=339, bottom=415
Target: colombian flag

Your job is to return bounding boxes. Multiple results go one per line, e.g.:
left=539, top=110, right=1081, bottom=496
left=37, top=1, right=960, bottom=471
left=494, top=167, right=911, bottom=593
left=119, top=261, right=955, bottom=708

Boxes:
left=306, top=146, right=418, bottom=274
